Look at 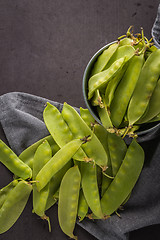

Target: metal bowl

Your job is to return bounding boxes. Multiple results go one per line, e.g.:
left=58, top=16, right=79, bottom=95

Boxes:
left=82, top=41, right=160, bottom=136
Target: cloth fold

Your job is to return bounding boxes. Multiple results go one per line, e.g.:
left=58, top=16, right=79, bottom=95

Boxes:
left=0, top=91, right=160, bottom=240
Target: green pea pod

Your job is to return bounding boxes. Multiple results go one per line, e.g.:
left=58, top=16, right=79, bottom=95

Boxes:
left=45, top=160, right=73, bottom=211
left=110, top=54, right=145, bottom=127
left=32, top=140, right=52, bottom=230
left=58, top=166, right=81, bottom=240
left=61, top=102, right=108, bottom=168
left=147, top=113, right=160, bottom=123
left=101, top=139, right=144, bottom=216
left=104, top=45, right=135, bottom=70
left=88, top=57, right=125, bottom=100
left=0, top=180, right=32, bottom=234
left=0, top=139, right=32, bottom=180
left=0, top=180, right=18, bottom=208
left=78, top=189, right=88, bottom=222
left=36, top=139, right=83, bottom=191
left=80, top=107, right=95, bottom=128
left=81, top=162, right=104, bottom=219
left=107, top=132, right=127, bottom=177
left=136, top=78, right=160, bottom=124
left=43, top=102, right=87, bottom=161
left=128, top=49, right=160, bottom=125
left=104, top=62, right=128, bottom=107
left=118, top=37, right=133, bottom=46
left=19, top=135, right=59, bottom=169
left=91, top=42, right=119, bottom=76
left=97, top=105, right=113, bottom=129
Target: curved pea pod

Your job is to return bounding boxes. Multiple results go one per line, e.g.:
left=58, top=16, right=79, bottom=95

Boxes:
left=110, top=54, right=145, bottom=127
left=136, top=78, right=160, bottom=124
left=80, top=107, right=95, bottom=128
left=0, top=139, right=32, bottom=180
left=88, top=57, right=125, bottom=100
left=127, top=49, right=160, bottom=125
left=45, top=160, right=73, bottom=211
left=78, top=189, right=88, bottom=222
left=104, top=63, right=128, bottom=107
left=61, top=102, right=108, bottom=169
left=81, top=162, right=104, bottom=219
left=32, top=140, right=52, bottom=230
left=147, top=113, right=160, bottom=123
left=19, top=135, right=59, bottom=169
left=91, top=42, right=119, bottom=76
left=0, top=180, right=18, bottom=208
left=58, top=165, right=81, bottom=240
left=107, top=132, right=127, bottom=177
left=43, top=102, right=87, bottom=161
left=0, top=180, right=32, bottom=234
left=97, top=104, right=113, bottom=129
left=104, top=45, right=135, bottom=70
left=118, top=37, right=133, bottom=46
left=101, top=139, right=144, bottom=216
left=36, top=139, right=83, bottom=191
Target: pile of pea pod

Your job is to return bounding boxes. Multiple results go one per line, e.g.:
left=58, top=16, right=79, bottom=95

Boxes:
left=0, top=26, right=159, bottom=239
left=87, top=26, right=160, bottom=135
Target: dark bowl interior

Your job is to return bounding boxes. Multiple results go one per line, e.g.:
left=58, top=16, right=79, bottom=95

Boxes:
left=82, top=41, right=160, bottom=135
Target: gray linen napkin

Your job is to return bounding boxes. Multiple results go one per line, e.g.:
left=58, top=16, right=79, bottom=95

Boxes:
left=0, top=91, right=160, bottom=240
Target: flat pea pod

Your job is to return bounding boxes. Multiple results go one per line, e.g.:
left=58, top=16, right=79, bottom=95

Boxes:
left=127, top=49, right=160, bottom=125
left=0, top=180, right=32, bottom=234
left=107, top=132, right=127, bottom=177
left=80, top=107, right=95, bottom=128
left=36, top=139, right=83, bottom=191
left=91, top=42, right=119, bottom=76
left=0, top=139, right=32, bottom=180
left=110, top=54, right=144, bottom=127
left=45, top=160, right=73, bottom=211
left=78, top=189, right=88, bottom=222
left=19, top=135, right=59, bottom=169
left=136, top=78, right=160, bottom=124
left=58, top=165, right=81, bottom=240
left=147, top=113, right=160, bottom=123
left=118, top=37, right=133, bottom=46
left=101, top=139, right=144, bottom=216
left=104, top=63, right=128, bottom=107
left=104, top=45, right=135, bottom=70
left=61, top=102, right=108, bottom=168
left=32, top=140, right=52, bottom=228
left=88, top=57, right=125, bottom=100
left=97, top=105, right=113, bottom=129
left=81, top=162, right=104, bottom=219
left=43, top=102, right=87, bottom=161
left=0, top=180, right=18, bottom=208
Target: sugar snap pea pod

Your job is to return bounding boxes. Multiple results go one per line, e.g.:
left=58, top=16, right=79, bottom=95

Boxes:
left=105, top=63, right=128, bottom=107
left=61, top=102, right=108, bottom=168
left=45, top=160, right=73, bottom=211
left=92, top=124, right=113, bottom=195
left=78, top=189, right=88, bottom=222
left=36, top=139, right=83, bottom=191
left=147, top=113, right=160, bottom=123
left=80, top=107, right=95, bottom=128
left=81, top=162, right=104, bottom=219
left=0, top=139, right=32, bottom=180
left=91, top=42, right=119, bottom=76
left=128, top=49, right=160, bottom=125
left=43, top=102, right=87, bottom=161
left=110, top=54, right=145, bottom=127
left=107, top=132, right=127, bottom=177
left=118, top=37, right=133, bottom=46
left=19, top=135, right=59, bottom=169
left=0, top=180, right=32, bottom=234
left=0, top=180, right=18, bottom=208
left=104, top=45, right=135, bottom=70
left=58, top=165, right=81, bottom=240
left=88, top=57, right=125, bottom=100
left=136, top=78, right=160, bottom=124
left=32, top=140, right=52, bottom=230
left=101, top=139, right=144, bottom=216
left=97, top=105, right=113, bottom=129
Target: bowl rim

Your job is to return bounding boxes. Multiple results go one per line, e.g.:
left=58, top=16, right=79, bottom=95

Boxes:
left=82, top=41, right=160, bottom=136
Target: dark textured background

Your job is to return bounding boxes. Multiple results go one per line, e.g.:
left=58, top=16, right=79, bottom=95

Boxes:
left=0, top=1, right=160, bottom=239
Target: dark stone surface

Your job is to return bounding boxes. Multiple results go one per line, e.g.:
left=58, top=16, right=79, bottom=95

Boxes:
left=0, top=1, right=160, bottom=239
